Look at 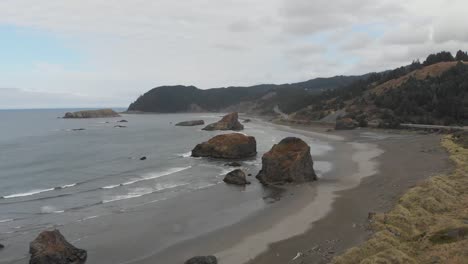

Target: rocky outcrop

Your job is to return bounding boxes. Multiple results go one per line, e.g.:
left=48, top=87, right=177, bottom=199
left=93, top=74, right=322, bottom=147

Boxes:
left=175, top=120, right=205, bottom=126
left=335, top=117, right=358, bottom=130
left=29, top=230, right=87, bottom=264
left=0, top=243, right=4, bottom=249
left=224, top=169, right=250, bottom=185
left=118, top=119, right=128, bottom=123
left=256, top=137, right=317, bottom=185
left=192, top=133, right=256, bottom=159
left=202, top=113, right=244, bottom=131
left=63, top=109, right=120, bottom=119
left=185, top=256, right=218, bottom=264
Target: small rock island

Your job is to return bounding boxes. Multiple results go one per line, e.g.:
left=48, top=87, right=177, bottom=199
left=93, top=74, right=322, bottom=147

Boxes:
left=202, top=112, right=244, bottom=131
left=63, top=109, right=120, bottom=119
left=256, top=137, right=317, bottom=185
left=192, top=133, right=256, bottom=159
left=175, top=120, right=205, bottom=126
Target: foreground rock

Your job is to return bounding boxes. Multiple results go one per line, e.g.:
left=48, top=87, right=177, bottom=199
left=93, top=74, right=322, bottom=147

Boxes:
left=175, top=120, right=205, bottom=126
left=0, top=243, right=4, bottom=249
left=63, top=109, right=120, bottom=119
left=30, top=230, right=87, bottom=264
left=185, top=256, right=217, bottom=264
left=335, top=117, right=358, bottom=130
left=224, top=169, right=250, bottom=185
left=192, top=133, right=256, bottom=159
left=256, top=137, right=317, bottom=185
left=202, top=112, right=243, bottom=131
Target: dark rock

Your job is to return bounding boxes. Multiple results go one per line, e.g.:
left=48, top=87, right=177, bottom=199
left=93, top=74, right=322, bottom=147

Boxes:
left=248, top=173, right=252, bottom=176
left=0, top=243, right=4, bottom=249
left=114, top=125, right=127, bottom=128
left=202, top=112, right=244, bottom=131
left=63, top=109, right=120, bottom=119
left=224, top=169, right=250, bottom=185
left=225, top=162, right=242, bottom=167
left=335, top=117, right=358, bottom=130
left=175, top=120, right=205, bottom=126
left=185, top=256, right=217, bottom=264
left=140, top=156, right=147, bottom=161
left=118, top=119, right=128, bottom=123
left=256, top=137, right=317, bottom=185
left=71, top=128, right=86, bottom=131
left=192, top=133, right=256, bottom=159
left=29, top=229, right=87, bottom=264
left=243, top=119, right=251, bottom=123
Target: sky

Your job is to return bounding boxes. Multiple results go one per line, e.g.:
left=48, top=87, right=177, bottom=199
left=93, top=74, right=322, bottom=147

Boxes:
left=0, top=0, right=467, bottom=109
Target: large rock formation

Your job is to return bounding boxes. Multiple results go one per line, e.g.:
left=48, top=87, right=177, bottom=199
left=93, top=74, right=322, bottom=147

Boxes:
left=29, top=229, right=87, bottom=264
left=202, top=112, right=244, bottom=131
left=192, top=133, right=256, bottom=159
left=175, top=120, right=205, bottom=126
left=185, top=256, right=218, bottom=264
left=63, top=109, right=120, bottom=119
left=256, top=137, right=317, bottom=185
left=224, top=169, right=250, bottom=185
left=335, top=117, right=358, bottom=130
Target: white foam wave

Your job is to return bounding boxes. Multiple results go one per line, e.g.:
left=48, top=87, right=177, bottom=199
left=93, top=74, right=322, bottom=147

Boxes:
left=40, top=206, right=64, bottom=214
left=219, top=168, right=233, bottom=176
left=177, top=151, right=192, bottom=158
left=0, top=219, right=14, bottom=223
left=59, top=183, right=77, bottom=189
left=100, top=166, right=192, bottom=190
left=102, top=182, right=189, bottom=203
left=2, top=188, right=55, bottom=199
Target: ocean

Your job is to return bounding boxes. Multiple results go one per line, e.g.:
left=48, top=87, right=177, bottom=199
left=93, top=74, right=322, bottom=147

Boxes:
left=0, top=109, right=333, bottom=263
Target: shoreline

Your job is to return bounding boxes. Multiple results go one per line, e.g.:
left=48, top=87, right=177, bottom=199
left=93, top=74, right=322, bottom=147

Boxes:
left=247, top=123, right=452, bottom=264
left=133, top=119, right=389, bottom=264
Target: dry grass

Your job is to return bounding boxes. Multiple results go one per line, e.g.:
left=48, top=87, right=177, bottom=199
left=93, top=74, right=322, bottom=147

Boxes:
left=332, top=135, right=468, bottom=264
left=372, top=61, right=468, bottom=95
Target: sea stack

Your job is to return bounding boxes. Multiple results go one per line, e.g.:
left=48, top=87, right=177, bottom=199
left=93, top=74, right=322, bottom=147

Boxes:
left=202, top=112, right=244, bottom=131
left=192, top=133, right=256, bottom=159
left=63, top=109, right=120, bottom=119
left=29, top=229, right=87, bottom=264
left=256, top=137, right=317, bottom=185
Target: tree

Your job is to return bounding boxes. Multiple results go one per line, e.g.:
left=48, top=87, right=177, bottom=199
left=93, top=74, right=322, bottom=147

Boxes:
left=455, top=50, right=468, bottom=61
left=423, top=51, right=455, bottom=66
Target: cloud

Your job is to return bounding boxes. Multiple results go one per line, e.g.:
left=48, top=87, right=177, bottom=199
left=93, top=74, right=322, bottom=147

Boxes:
left=0, top=0, right=467, bottom=108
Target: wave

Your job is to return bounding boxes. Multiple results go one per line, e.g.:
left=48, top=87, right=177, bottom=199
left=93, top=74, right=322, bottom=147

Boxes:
left=0, top=218, right=14, bottom=223
left=102, top=182, right=189, bottom=204
left=40, top=205, right=64, bottom=214
left=101, top=166, right=192, bottom=190
left=177, top=151, right=192, bottom=158
left=55, top=183, right=77, bottom=189
left=1, top=188, right=55, bottom=199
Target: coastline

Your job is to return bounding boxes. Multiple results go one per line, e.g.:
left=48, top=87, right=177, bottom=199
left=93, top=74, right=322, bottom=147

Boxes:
left=247, top=122, right=452, bottom=264
left=132, top=118, right=392, bottom=264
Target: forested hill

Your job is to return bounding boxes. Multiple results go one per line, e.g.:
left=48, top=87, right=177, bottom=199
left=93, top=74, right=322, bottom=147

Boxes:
left=127, top=50, right=468, bottom=127
left=127, top=75, right=363, bottom=113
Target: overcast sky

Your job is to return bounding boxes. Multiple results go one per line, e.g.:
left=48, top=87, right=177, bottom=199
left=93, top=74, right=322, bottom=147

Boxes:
left=1, top=0, right=467, bottom=109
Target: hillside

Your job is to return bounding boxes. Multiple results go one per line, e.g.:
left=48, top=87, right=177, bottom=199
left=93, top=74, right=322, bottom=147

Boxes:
left=128, top=50, right=468, bottom=127
left=127, top=76, right=363, bottom=113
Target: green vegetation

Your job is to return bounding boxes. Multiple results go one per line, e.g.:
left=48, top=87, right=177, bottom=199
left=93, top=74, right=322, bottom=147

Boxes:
left=332, top=134, right=468, bottom=264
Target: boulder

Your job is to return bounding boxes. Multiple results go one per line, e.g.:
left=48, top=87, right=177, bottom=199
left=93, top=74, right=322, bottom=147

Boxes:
left=63, top=109, right=120, bottom=119
left=224, top=169, right=250, bottom=185
left=118, top=119, right=128, bottom=123
left=243, top=119, right=251, bottom=123
left=140, top=156, right=147, bottom=161
left=202, top=112, right=244, bottom=131
left=256, top=137, right=317, bottom=185
left=0, top=243, right=4, bottom=249
left=185, top=256, right=217, bottom=264
left=225, top=162, right=242, bottom=167
left=114, top=125, right=127, bottom=128
left=192, top=133, right=256, bottom=159
left=175, top=120, right=205, bottom=126
left=29, top=230, right=87, bottom=264
left=335, top=117, right=358, bottom=130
